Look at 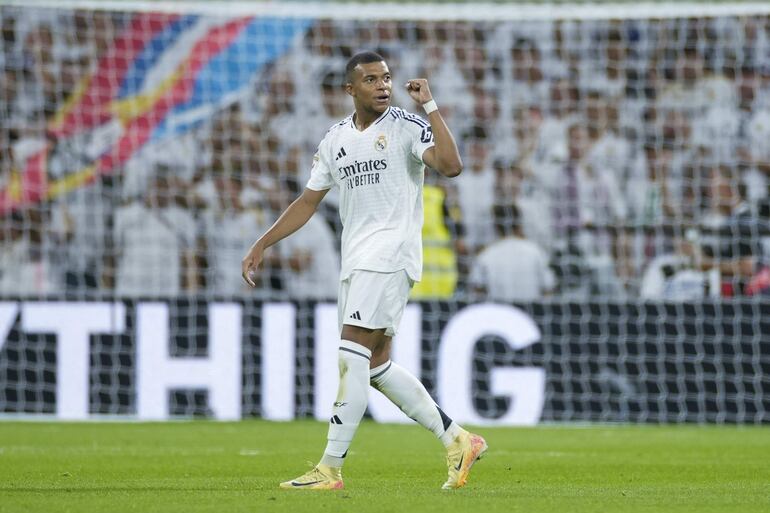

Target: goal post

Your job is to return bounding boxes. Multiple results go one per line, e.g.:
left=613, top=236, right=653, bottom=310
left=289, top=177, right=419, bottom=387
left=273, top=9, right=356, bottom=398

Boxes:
left=0, top=1, right=768, bottom=423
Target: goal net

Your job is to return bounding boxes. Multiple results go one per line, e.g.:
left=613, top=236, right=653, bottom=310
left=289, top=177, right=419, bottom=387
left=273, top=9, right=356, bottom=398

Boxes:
left=0, top=1, right=768, bottom=423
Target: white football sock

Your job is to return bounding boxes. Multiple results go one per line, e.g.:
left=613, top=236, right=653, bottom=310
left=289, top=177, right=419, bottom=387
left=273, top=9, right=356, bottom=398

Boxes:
left=370, top=360, right=465, bottom=448
left=320, top=340, right=372, bottom=468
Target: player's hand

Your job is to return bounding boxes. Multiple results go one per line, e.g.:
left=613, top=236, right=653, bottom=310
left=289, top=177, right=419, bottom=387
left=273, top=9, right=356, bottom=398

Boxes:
left=241, top=242, right=265, bottom=287
left=405, top=79, right=433, bottom=105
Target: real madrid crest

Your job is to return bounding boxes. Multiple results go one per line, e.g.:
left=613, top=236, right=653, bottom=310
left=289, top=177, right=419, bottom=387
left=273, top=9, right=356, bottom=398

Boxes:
left=375, top=134, right=387, bottom=152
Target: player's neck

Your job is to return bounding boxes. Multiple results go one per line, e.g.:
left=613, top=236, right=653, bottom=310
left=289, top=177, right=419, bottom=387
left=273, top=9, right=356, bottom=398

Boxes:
left=352, top=107, right=383, bottom=131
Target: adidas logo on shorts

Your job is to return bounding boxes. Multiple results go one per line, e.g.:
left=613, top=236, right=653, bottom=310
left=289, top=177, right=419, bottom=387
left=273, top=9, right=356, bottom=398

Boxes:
left=349, top=311, right=361, bottom=320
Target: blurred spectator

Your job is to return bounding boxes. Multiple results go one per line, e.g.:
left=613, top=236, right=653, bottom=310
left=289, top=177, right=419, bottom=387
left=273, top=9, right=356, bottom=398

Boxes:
left=745, top=105, right=770, bottom=202
left=591, top=23, right=631, bottom=97
left=584, top=91, right=634, bottom=184
left=306, top=70, right=349, bottom=147
left=494, top=160, right=552, bottom=252
left=626, top=139, right=680, bottom=226
left=417, top=26, right=473, bottom=134
left=264, top=66, right=305, bottom=150
left=121, top=130, right=207, bottom=203
left=549, top=123, right=625, bottom=239
left=0, top=207, right=62, bottom=295
left=640, top=230, right=714, bottom=300
left=469, top=203, right=554, bottom=302
left=545, top=122, right=626, bottom=296
left=112, top=170, right=197, bottom=297
left=733, top=65, right=769, bottom=204
left=53, top=181, right=111, bottom=292
left=505, top=37, right=548, bottom=112
left=639, top=107, right=696, bottom=219
left=697, top=165, right=760, bottom=295
left=454, top=125, right=496, bottom=254
left=198, top=172, right=270, bottom=297
left=531, top=78, right=579, bottom=169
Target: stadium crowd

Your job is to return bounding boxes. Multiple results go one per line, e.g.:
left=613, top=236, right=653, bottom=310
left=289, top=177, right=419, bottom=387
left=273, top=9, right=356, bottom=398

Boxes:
left=2, top=8, right=770, bottom=300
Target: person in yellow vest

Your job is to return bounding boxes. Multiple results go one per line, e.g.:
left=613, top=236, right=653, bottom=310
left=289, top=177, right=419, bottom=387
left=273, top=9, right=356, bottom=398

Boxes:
left=411, top=181, right=465, bottom=299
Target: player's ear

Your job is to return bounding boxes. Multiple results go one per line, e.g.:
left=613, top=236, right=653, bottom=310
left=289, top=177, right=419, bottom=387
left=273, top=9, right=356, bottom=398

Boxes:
left=344, top=81, right=354, bottom=97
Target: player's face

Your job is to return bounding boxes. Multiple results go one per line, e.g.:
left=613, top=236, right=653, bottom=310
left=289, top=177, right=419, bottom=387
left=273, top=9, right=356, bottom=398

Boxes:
left=346, top=61, right=392, bottom=113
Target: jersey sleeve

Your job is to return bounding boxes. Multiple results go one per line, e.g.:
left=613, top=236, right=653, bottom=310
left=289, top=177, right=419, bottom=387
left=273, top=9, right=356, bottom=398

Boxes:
left=401, top=112, right=435, bottom=163
left=306, top=135, right=335, bottom=191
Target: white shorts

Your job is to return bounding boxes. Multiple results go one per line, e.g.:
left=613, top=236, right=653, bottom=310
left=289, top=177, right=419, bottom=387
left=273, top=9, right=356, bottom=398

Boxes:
left=338, top=270, right=414, bottom=337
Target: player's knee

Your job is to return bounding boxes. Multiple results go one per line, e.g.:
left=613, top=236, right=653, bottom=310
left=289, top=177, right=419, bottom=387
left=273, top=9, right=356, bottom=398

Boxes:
left=341, top=324, right=389, bottom=355
left=371, top=338, right=391, bottom=364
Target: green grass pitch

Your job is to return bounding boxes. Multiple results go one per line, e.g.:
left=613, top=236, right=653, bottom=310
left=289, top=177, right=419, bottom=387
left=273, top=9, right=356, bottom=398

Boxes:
left=0, top=420, right=767, bottom=513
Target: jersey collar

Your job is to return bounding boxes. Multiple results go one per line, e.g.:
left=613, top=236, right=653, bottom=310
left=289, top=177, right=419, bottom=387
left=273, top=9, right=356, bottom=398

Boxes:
left=350, top=107, right=391, bottom=132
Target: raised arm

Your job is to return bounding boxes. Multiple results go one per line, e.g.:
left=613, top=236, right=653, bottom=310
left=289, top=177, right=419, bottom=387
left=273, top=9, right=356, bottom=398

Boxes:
left=241, top=187, right=328, bottom=286
left=405, top=78, right=463, bottom=178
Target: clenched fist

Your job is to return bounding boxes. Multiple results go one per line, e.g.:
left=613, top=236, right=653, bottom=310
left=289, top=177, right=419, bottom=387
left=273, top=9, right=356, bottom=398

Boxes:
left=405, top=79, right=433, bottom=105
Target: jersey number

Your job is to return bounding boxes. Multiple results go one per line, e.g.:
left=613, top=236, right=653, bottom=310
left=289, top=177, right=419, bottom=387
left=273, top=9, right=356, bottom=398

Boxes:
left=420, top=127, right=433, bottom=143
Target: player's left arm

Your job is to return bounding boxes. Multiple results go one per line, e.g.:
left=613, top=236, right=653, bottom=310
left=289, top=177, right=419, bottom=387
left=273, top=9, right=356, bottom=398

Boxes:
left=405, top=78, right=463, bottom=177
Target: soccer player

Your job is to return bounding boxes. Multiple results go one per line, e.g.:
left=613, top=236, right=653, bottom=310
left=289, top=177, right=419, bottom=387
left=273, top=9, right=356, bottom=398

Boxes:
left=241, top=51, right=487, bottom=490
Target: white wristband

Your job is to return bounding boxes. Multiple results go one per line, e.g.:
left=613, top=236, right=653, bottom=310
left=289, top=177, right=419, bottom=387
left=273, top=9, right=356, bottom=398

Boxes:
left=422, top=99, right=438, bottom=115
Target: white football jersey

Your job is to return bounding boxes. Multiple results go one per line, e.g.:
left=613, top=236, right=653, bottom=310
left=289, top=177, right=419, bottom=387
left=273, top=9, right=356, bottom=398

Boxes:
left=306, top=106, right=435, bottom=282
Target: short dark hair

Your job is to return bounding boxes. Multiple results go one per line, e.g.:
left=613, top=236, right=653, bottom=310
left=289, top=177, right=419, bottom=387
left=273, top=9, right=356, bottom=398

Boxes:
left=321, top=70, right=344, bottom=91
left=493, top=203, right=522, bottom=237
left=345, top=51, right=385, bottom=83
left=464, top=124, right=489, bottom=141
